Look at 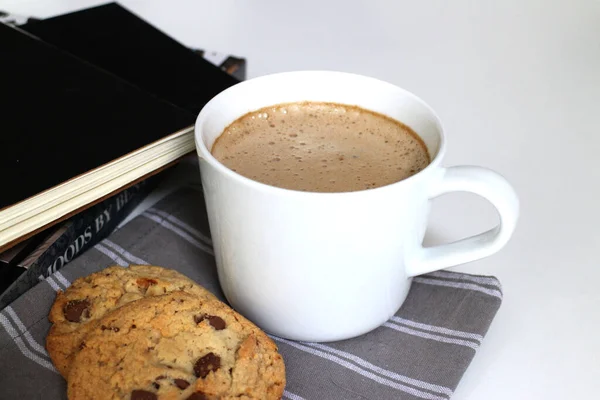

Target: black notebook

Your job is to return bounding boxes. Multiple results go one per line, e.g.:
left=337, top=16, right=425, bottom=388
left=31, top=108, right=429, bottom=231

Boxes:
left=21, top=2, right=239, bottom=115
left=0, top=17, right=237, bottom=251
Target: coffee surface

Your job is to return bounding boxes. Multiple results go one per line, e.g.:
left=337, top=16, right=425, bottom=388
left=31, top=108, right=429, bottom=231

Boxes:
left=211, top=102, right=430, bottom=192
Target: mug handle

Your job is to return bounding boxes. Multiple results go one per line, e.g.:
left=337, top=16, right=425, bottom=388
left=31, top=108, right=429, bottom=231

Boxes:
left=406, top=166, right=519, bottom=277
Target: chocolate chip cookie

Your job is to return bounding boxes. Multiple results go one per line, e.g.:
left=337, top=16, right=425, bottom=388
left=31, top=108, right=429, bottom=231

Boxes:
left=67, top=291, right=285, bottom=400
left=46, top=265, right=217, bottom=377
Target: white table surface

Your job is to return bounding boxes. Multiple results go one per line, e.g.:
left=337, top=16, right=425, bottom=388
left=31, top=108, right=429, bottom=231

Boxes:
left=2, top=0, right=599, bottom=398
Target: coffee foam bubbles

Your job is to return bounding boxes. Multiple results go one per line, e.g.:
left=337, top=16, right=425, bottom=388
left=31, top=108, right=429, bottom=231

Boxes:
left=211, top=102, right=430, bottom=192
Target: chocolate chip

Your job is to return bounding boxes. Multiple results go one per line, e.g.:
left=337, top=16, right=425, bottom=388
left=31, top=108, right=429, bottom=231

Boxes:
left=131, top=324, right=136, bottom=329
left=79, top=342, right=86, bottom=350
left=63, top=300, right=90, bottom=322
left=155, top=375, right=166, bottom=380
left=194, top=315, right=226, bottom=330
left=194, top=353, right=221, bottom=378
left=113, top=327, right=120, bottom=332
left=186, top=393, right=208, bottom=400
left=131, top=390, right=157, bottom=400
left=101, top=325, right=107, bottom=331
left=152, top=382, right=160, bottom=390
left=174, top=379, right=190, bottom=389
left=207, top=316, right=226, bottom=330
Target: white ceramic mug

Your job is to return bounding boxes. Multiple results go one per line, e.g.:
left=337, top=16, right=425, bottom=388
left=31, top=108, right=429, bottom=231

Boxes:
left=194, top=71, right=519, bottom=341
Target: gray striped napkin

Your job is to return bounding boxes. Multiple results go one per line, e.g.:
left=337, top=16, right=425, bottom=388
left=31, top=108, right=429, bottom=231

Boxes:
left=0, top=186, right=502, bottom=400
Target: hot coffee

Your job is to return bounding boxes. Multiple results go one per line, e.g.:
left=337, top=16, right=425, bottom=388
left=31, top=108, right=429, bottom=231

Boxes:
left=211, top=101, right=430, bottom=192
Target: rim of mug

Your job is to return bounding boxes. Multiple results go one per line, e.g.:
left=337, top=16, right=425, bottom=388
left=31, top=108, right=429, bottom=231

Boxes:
left=195, top=70, right=446, bottom=196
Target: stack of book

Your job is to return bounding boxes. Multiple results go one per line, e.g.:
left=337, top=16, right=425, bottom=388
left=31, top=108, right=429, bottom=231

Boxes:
left=0, top=3, right=246, bottom=308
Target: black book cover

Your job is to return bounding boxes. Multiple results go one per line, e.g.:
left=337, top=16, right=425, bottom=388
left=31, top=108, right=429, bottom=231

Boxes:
left=0, top=23, right=195, bottom=212
left=21, top=2, right=239, bottom=114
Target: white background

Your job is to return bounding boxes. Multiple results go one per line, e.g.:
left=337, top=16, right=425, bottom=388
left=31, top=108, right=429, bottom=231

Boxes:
left=2, top=1, right=599, bottom=398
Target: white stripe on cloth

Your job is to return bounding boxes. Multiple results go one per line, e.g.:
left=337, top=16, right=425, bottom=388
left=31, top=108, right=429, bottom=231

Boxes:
left=143, top=212, right=214, bottom=256
left=4, top=307, right=51, bottom=357
left=272, top=336, right=448, bottom=400
left=147, top=208, right=213, bottom=245
left=428, top=271, right=502, bottom=289
left=413, top=277, right=503, bottom=299
left=282, top=390, right=306, bottom=400
left=390, top=316, right=484, bottom=343
left=53, top=271, right=71, bottom=289
left=0, top=314, right=58, bottom=373
left=301, top=341, right=453, bottom=397
left=383, top=322, right=479, bottom=350
left=94, top=243, right=128, bottom=266
left=45, top=276, right=61, bottom=292
left=101, top=239, right=149, bottom=265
